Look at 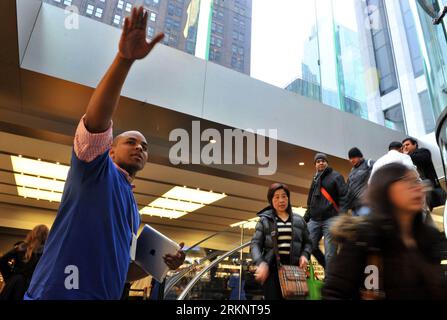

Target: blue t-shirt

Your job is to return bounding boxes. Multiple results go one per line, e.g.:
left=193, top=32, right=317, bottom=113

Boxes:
left=25, top=150, right=140, bottom=300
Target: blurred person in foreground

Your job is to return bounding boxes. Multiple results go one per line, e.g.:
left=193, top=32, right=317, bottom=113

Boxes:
left=323, top=163, right=447, bottom=300
left=0, top=225, right=49, bottom=300
left=251, top=183, right=312, bottom=300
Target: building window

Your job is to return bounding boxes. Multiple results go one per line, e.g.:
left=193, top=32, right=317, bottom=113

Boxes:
left=117, top=0, right=124, bottom=9
left=175, top=7, right=182, bottom=17
left=125, top=2, right=132, bottom=12
left=95, top=8, right=103, bottom=18
left=186, top=41, right=195, bottom=54
left=399, top=0, right=424, bottom=77
left=148, top=26, right=155, bottom=38
left=419, top=90, right=436, bottom=133
left=113, top=14, right=121, bottom=25
left=168, top=3, right=175, bottom=15
left=86, top=4, right=94, bottom=15
left=149, top=12, right=157, bottom=22
left=367, top=0, right=398, bottom=96
left=384, top=104, right=406, bottom=133
left=63, top=0, right=72, bottom=5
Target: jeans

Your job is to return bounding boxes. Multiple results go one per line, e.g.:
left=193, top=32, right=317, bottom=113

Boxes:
left=307, top=218, right=337, bottom=271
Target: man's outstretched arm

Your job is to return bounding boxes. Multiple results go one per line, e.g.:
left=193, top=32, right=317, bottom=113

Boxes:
left=84, top=6, right=164, bottom=133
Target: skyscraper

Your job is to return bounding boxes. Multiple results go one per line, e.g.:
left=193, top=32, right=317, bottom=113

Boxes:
left=43, top=0, right=252, bottom=75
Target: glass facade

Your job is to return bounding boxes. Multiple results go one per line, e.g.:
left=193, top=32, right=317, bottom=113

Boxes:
left=400, top=0, right=425, bottom=77
left=43, top=0, right=447, bottom=135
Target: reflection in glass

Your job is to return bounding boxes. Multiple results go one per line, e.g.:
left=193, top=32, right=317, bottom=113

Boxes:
left=384, top=103, right=405, bottom=132
left=42, top=0, right=447, bottom=133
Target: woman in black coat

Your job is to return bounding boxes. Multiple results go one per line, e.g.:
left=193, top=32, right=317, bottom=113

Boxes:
left=250, top=183, right=313, bottom=300
left=0, top=224, right=49, bottom=300
left=323, top=163, right=447, bottom=300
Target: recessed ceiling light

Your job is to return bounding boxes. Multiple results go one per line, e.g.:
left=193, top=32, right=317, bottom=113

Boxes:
left=149, top=198, right=204, bottom=212
left=292, top=207, right=306, bottom=217
left=17, top=187, right=62, bottom=202
left=140, top=207, right=188, bottom=219
left=163, top=186, right=226, bottom=204
left=10, top=156, right=70, bottom=203
left=299, top=162, right=305, bottom=166
left=14, top=174, right=65, bottom=193
left=210, top=139, right=217, bottom=144
left=11, top=156, right=70, bottom=180
left=230, top=217, right=259, bottom=229
left=140, top=186, right=227, bottom=219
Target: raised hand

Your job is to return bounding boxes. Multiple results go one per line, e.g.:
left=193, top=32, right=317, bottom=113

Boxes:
left=119, top=6, right=164, bottom=61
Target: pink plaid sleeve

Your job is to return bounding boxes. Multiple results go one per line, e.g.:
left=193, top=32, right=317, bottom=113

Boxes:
left=74, top=116, right=113, bottom=162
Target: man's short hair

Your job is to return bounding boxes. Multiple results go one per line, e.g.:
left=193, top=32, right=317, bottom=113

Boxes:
left=389, top=141, right=402, bottom=151
left=402, top=137, right=418, bottom=147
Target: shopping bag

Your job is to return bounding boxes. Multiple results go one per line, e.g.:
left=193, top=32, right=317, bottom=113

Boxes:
left=306, top=262, right=323, bottom=300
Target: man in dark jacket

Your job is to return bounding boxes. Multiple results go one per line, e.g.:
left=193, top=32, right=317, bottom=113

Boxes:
left=341, top=147, right=374, bottom=216
left=402, top=137, right=446, bottom=210
left=304, top=153, right=347, bottom=270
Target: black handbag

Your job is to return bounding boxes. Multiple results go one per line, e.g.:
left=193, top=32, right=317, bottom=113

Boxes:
left=429, top=186, right=447, bottom=209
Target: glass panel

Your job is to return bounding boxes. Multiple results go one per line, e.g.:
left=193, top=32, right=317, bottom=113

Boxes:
left=180, top=242, right=264, bottom=300
left=332, top=0, right=368, bottom=118
left=419, top=90, right=436, bottom=133
left=399, top=0, right=425, bottom=77
left=384, top=103, right=405, bottom=132
left=40, top=0, right=447, bottom=136
left=163, top=225, right=255, bottom=300
left=416, top=0, right=447, bottom=118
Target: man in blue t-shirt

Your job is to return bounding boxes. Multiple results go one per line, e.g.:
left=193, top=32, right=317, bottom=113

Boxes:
left=25, top=6, right=185, bottom=300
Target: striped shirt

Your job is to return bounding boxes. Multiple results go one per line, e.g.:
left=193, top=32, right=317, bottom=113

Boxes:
left=275, top=215, right=292, bottom=265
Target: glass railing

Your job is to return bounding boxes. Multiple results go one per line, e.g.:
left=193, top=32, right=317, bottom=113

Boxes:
left=163, top=224, right=255, bottom=299
left=436, top=107, right=447, bottom=236
left=177, top=241, right=265, bottom=300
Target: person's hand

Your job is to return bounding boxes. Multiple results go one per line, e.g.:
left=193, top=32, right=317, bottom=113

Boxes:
left=299, top=256, right=309, bottom=270
left=254, top=262, right=269, bottom=284
left=163, top=242, right=186, bottom=270
left=119, top=6, right=164, bottom=61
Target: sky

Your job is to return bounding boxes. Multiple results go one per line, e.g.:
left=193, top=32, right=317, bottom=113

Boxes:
left=250, top=0, right=361, bottom=88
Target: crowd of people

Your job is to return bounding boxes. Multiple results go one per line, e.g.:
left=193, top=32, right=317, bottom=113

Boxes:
left=1, top=5, right=447, bottom=301
left=250, top=141, right=447, bottom=300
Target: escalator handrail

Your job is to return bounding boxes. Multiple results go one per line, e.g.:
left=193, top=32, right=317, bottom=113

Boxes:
left=164, top=249, right=224, bottom=298
left=177, top=241, right=252, bottom=300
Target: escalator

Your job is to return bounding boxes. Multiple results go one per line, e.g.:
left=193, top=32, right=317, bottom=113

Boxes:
left=161, top=225, right=263, bottom=300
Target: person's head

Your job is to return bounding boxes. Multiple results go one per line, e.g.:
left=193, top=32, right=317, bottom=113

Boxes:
left=402, top=137, right=418, bottom=155
left=314, top=153, right=328, bottom=172
left=24, top=224, right=49, bottom=262
left=348, top=147, right=364, bottom=167
left=367, top=163, right=425, bottom=221
left=109, top=131, right=148, bottom=178
left=267, top=183, right=292, bottom=215
left=388, top=141, right=403, bottom=153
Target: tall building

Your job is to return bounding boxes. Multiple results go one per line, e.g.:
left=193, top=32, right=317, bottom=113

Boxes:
left=43, top=0, right=252, bottom=75
left=209, top=0, right=252, bottom=74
